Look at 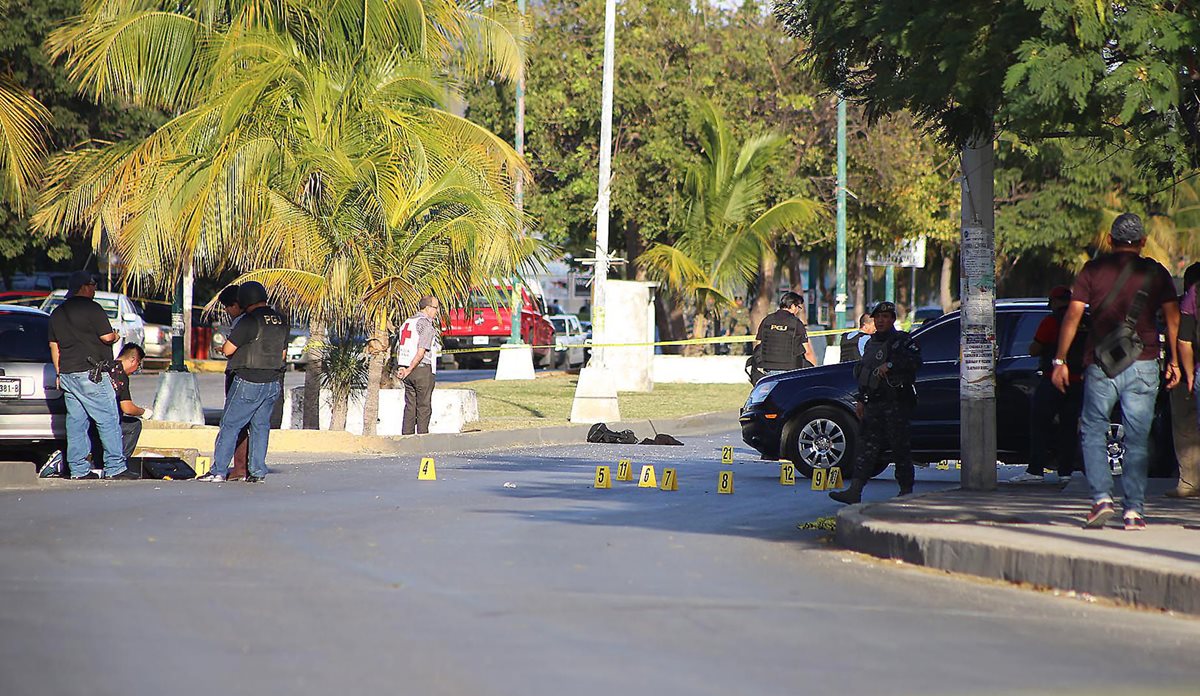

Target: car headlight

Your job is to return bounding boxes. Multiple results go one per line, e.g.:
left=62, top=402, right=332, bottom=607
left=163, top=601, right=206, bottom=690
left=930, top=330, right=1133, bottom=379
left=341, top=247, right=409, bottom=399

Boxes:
left=746, top=380, right=776, bottom=406
left=213, top=333, right=225, bottom=345
left=291, top=336, right=308, bottom=348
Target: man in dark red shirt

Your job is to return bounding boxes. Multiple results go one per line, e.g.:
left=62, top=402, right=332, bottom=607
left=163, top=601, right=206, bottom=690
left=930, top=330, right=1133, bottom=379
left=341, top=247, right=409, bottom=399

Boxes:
left=1052, top=213, right=1180, bottom=530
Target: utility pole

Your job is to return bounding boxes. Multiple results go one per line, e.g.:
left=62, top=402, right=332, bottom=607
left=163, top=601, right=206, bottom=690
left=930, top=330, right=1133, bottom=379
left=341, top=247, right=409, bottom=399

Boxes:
left=835, top=98, right=847, bottom=329
left=508, top=0, right=527, bottom=348
left=592, top=0, right=616, bottom=363
left=959, top=131, right=997, bottom=491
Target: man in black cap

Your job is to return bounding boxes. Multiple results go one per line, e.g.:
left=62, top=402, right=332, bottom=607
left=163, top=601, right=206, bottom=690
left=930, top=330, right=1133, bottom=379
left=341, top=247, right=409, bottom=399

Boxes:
left=198, top=281, right=288, bottom=483
left=47, top=271, right=136, bottom=479
left=830, top=301, right=922, bottom=504
left=754, top=291, right=817, bottom=376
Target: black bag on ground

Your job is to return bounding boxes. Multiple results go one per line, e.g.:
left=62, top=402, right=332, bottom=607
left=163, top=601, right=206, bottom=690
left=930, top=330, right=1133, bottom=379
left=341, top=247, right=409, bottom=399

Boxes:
left=137, top=457, right=196, bottom=480
left=638, top=433, right=684, bottom=446
left=587, top=423, right=638, bottom=445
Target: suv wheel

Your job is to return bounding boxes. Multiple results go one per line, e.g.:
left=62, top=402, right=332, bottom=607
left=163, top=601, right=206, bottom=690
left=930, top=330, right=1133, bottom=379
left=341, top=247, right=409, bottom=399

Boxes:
left=782, top=406, right=886, bottom=480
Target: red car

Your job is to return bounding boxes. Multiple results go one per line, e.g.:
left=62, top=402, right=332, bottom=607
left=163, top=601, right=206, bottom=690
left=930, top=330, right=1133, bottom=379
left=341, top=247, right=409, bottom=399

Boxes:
left=443, top=285, right=557, bottom=369
left=0, top=290, right=50, bottom=308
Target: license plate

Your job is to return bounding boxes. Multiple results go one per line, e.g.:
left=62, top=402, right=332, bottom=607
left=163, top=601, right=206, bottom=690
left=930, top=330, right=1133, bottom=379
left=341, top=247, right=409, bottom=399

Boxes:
left=0, top=378, right=20, bottom=398
left=472, top=336, right=489, bottom=346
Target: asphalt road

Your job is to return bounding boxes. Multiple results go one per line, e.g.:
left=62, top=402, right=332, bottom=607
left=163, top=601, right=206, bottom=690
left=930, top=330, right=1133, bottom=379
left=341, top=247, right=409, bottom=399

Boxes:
left=2, top=431, right=1198, bottom=696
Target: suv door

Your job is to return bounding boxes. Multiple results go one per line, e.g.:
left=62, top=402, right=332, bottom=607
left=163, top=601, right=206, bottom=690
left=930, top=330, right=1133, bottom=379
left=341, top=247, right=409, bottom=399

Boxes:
left=995, top=308, right=1050, bottom=462
left=909, top=318, right=961, bottom=452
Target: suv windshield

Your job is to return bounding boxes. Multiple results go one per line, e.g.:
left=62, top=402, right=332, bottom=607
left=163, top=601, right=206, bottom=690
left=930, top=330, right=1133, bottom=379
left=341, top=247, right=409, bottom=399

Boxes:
left=0, top=311, right=51, bottom=362
left=550, top=318, right=567, bottom=333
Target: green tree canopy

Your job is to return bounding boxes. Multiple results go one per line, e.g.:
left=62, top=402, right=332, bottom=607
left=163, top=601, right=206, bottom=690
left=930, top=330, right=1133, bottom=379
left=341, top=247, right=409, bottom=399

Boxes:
left=777, top=1, right=1200, bottom=177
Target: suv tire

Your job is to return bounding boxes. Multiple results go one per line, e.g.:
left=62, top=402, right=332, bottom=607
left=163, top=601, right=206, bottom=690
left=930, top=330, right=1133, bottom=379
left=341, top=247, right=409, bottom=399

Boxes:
left=782, top=406, right=887, bottom=481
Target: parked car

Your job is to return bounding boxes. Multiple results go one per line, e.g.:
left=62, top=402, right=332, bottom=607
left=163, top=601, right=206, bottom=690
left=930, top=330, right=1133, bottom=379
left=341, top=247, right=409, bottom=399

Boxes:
left=0, top=290, right=50, bottom=308
left=443, top=285, right=557, bottom=369
left=548, top=314, right=588, bottom=368
left=0, top=305, right=65, bottom=458
left=40, top=290, right=146, bottom=360
left=740, top=299, right=1177, bottom=479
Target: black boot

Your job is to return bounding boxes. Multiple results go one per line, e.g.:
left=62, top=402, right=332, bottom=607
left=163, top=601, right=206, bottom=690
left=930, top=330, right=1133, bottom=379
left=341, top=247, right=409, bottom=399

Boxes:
left=829, top=480, right=865, bottom=504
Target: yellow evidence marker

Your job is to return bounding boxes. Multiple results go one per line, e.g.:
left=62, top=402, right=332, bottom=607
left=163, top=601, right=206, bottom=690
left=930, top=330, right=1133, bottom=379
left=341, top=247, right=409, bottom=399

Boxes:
left=418, top=457, right=437, bottom=480
left=616, top=458, right=634, bottom=482
left=936, top=461, right=950, bottom=470
left=827, top=467, right=843, bottom=490
left=194, top=456, right=211, bottom=477
left=779, top=462, right=796, bottom=486
left=811, top=467, right=828, bottom=491
left=594, top=465, right=612, bottom=489
left=718, top=470, right=734, bottom=494
left=721, top=445, right=734, bottom=465
left=638, top=465, right=658, bottom=488
left=660, top=468, right=678, bottom=491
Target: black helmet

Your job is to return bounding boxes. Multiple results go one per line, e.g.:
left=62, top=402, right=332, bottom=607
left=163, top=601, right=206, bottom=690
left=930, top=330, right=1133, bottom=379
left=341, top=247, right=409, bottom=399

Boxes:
left=237, top=281, right=269, bottom=308
left=870, top=301, right=897, bottom=318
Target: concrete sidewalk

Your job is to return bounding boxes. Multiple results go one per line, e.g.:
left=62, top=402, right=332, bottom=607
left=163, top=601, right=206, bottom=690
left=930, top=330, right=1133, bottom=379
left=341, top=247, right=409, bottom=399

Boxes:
left=836, top=477, right=1200, bottom=615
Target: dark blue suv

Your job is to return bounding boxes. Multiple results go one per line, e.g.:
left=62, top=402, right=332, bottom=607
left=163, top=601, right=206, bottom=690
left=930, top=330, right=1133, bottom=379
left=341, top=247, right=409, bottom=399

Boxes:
left=740, top=299, right=1176, bottom=479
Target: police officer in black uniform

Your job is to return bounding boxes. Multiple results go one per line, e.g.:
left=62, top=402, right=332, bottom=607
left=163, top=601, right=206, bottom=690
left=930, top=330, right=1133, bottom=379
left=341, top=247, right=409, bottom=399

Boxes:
left=830, top=301, right=922, bottom=504
left=198, top=281, right=288, bottom=483
left=755, top=291, right=817, bottom=375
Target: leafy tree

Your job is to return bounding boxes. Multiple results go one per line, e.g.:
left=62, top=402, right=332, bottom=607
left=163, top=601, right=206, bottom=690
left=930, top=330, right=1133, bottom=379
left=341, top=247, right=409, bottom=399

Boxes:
left=0, top=0, right=162, bottom=280
left=776, top=1, right=1200, bottom=177
left=638, top=100, right=823, bottom=348
left=34, top=0, right=538, bottom=433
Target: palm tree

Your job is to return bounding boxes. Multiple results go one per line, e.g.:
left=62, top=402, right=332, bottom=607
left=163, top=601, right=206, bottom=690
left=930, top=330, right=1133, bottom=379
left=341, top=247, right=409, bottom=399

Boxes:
left=34, top=0, right=540, bottom=434
left=0, top=75, right=51, bottom=207
left=639, top=100, right=824, bottom=353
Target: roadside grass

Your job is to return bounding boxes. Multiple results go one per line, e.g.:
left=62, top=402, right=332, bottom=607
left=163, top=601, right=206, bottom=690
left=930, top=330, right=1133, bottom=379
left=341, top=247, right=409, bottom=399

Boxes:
left=461, top=372, right=750, bottom=431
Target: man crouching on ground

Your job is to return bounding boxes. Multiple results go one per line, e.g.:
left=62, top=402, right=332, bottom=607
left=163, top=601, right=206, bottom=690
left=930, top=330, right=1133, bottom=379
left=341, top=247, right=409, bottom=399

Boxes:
left=197, top=281, right=288, bottom=483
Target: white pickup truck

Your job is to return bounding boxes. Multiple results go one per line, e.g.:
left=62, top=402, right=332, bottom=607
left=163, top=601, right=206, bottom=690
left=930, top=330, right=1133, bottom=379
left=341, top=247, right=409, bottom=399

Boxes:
left=548, top=314, right=587, bottom=368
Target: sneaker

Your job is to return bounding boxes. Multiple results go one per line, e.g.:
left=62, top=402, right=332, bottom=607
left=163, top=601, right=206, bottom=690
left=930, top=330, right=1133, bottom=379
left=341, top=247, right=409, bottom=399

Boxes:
left=1123, top=512, right=1147, bottom=531
left=69, top=472, right=100, bottom=480
left=107, top=469, right=140, bottom=480
left=244, top=475, right=265, bottom=484
left=1084, top=500, right=1116, bottom=528
left=195, top=473, right=226, bottom=482
left=39, top=450, right=64, bottom=478
left=1009, top=472, right=1045, bottom=483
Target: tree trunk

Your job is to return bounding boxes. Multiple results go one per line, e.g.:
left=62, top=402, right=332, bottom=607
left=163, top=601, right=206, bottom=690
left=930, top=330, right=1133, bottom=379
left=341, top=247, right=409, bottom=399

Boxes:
left=939, top=251, right=955, bottom=312
left=750, top=250, right=776, bottom=336
left=330, top=393, right=349, bottom=431
left=654, top=294, right=686, bottom=355
left=302, top=317, right=327, bottom=429
left=684, top=308, right=708, bottom=357
left=361, top=324, right=388, bottom=437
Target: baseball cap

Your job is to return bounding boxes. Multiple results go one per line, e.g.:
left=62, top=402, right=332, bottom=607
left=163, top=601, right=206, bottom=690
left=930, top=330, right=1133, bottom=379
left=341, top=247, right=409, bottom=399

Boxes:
left=1048, top=285, right=1071, bottom=301
left=1110, top=212, right=1146, bottom=243
left=67, top=271, right=98, bottom=293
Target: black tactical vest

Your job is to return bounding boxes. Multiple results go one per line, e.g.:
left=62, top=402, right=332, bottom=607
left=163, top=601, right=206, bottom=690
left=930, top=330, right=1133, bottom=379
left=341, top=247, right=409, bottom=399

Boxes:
left=238, top=307, right=288, bottom=371
left=759, top=309, right=806, bottom=371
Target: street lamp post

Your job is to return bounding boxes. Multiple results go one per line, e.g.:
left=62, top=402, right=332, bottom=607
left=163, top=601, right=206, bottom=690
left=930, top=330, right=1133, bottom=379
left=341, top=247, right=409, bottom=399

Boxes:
left=835, top=98, right=847, bottom=330
left=509, top=0, right=527, bottom=348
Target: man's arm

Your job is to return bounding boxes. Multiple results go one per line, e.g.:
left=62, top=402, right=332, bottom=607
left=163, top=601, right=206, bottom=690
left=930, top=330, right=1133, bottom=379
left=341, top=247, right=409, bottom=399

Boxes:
left=399, top=347, right=427, bottom=378
left=804, top=340, right=817, bottom=367
left=1162, top=299, right=1181, bottom=389
left=119, top=399, right=147, bottom=417
left=1180, top=340, right=1195, bottom=393
left=49, top=342, right=60, bottom=388
left=99, top=330, right=119, bottom=345
left=222, top=340, right=239, bottom=357
left=1051, top=300, right=1086, bottom=392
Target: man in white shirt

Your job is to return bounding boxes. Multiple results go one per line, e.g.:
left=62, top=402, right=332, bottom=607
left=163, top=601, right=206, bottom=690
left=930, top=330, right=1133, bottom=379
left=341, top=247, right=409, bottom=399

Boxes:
left=395, top=295, right=440, bottom=434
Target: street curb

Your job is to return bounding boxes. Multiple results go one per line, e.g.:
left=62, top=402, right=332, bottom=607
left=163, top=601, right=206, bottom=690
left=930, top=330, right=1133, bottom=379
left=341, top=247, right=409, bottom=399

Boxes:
left=835, top=503, right=1200, bottom=616
left=138, top=409, right=740, bottom=457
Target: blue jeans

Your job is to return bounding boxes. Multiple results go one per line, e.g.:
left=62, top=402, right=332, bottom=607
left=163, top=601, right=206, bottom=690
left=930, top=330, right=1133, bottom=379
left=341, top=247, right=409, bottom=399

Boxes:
left=212, top=377, right=281, bottom=478
left=59, top=371, right=126, bottom=478
left=1080, top=361, right=1160, bottom=514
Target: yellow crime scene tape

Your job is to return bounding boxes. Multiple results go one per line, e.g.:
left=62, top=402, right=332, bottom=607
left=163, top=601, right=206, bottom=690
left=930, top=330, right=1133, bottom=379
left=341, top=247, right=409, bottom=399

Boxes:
left=440, top=327, right=846, bottom=356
